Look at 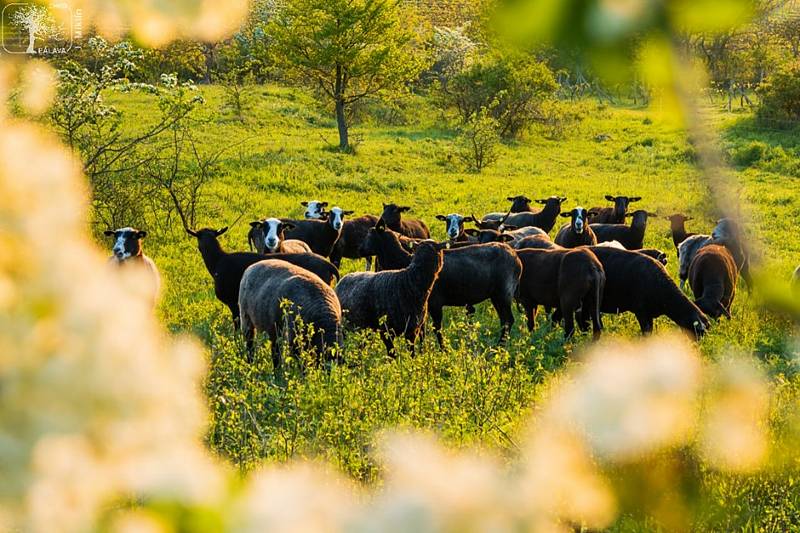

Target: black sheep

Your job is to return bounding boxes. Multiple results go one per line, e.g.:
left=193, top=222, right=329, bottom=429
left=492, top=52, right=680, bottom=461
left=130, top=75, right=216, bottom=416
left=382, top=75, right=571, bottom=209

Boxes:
left=186, top=227, right=340, bottom=329
left=282, top=206, right=353, bottom=257
left=588, top=245, right=710, bottom=337
left=380, top=203, right=430, bottom=239
left=360, top=221, right=521, bottom=346
left=689, top=244, right=738, bottom=319
left=482, top=196, right=566, bottom=233
left=591, top=209, right=656, bottom=250
left=666, top=213, right=695, bottom=253
left=516, top=248, right=605, bottom=339
left=555, top=207, right=597, bottom=248
left=336, top=240, right=446, bottom=356
left=588, top=195, right=642, bottom=224
left=329, top=214, right=380, bottom=270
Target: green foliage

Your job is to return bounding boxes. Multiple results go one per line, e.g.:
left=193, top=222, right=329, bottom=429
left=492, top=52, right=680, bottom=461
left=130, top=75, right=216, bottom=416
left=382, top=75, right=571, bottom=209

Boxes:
left=457, top=107, right=501, bottom=171
left=757, top=62, right=800, bottom=125
left=269, top=0, right=431, bottom=149
left=440, top=50, right=557, bottom=140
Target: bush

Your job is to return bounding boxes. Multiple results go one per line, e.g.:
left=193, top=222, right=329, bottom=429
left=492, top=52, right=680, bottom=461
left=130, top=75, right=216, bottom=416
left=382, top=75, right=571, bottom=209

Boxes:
left=731, top=141, right=768, bottom=167
left=457, top=107, right=501, bottom=172
left=440, top=51, right=558, bottom=140
left=756, top=63, right=800, bottom=126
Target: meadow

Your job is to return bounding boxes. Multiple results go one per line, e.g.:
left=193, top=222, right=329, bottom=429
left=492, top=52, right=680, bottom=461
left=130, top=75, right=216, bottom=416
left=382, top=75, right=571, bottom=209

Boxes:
left=104, top=84, right=800, bottom=526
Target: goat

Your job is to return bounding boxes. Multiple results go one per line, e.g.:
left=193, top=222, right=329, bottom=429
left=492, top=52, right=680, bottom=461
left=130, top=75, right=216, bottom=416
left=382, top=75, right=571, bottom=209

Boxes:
left=482, top=196, right=566, bottom=233
left=104, top=227, right=161, bottom=307
left=336, top=240, right=445, bottom=357
left=360, top=221, right=521, bottom=346
left=248, top=218, right=311, bottom=254
left=186, top=227, right=339, bottom=330
left=591, top=209, right=656, bottom=250
left=588, top=195, right=642, bottom=224
left=688, top=244, right=737, bottom=319
left=588, top=245, right=710, bottom=338
left=665, top=213, right=695, bottom=253
left=239, top=259, right=342, bottom=373
left=380, top=203, right=430, bottom=239
left=282, top=206, right=353, bottom=257
left=555, top=207, right=597, bottom=248
left=516, top=248, right=605, bottom=339
left=329, top=214, right=380, bottom=271
left=435, top=213, right=476, bottom=242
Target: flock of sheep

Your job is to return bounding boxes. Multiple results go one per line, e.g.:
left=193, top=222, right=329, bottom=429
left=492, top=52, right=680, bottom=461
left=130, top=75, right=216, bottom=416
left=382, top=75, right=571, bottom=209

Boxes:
left=106, top=194, right=752, bottom=374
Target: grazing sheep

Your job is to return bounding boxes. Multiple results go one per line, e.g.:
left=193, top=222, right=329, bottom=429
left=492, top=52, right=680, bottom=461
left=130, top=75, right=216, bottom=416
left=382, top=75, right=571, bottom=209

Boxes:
left=239, top=259, right=342, bottom=372
left=595, top=240, right=668, bottom=265
left=588, top=245, right=710, bottom=337
left=281, top=206, right=353, bottom=257
left=591, top=209, right=656, bottom=250
left=380, top=203, right=430, bottom=239
left=555, top=207, right=597, bottom=248
left=435, top=213, right=476, bottom=242
left=248, top=218, right=311, bottom=254
left=588, top=195, right=641, bottom=224
left=688, top=244, right=737, bottom=319
left=678, top=234, right=713, bottom=289
left=516, top=248, right=605, bottom=339
left=104, top=227, right=161, bottom=306
left=481, top=195, right=534, bottom=221
left=329, top=214, right=380, bottom=271
left=482, top=196, right=566, bottom=232
left=301, top=200, right=328, bottom=219
left=360, top=221, right=521, bottom=346
left=187, top=227, right=339, bottom=329
left=515, top=234, right=560, bottom=250
left=712, top=217, right=752, bottom=289
left=336, top=240, right=445, bottom=357
left=666, top=213, right=695, bottom=253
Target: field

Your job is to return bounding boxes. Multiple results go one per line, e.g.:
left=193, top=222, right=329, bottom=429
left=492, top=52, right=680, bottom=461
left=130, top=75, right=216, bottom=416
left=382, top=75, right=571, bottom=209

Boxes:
left=108, top=85, right=800, bottom=525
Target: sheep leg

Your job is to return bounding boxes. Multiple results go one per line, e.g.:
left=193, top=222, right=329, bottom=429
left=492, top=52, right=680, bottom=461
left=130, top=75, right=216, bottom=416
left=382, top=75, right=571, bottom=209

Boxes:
left=635, top=314, right=654, bottom=335
left=380, top=330, right=397, bottom=358
left=429, top=305, right=445, bottom=348
left=364, top=256, right=373, bottom=271
left=562, top=308, right=575, bottom=339
left=229, top=305, right=241, bottom=332
left=491, top=296, right=514, bottom=343
left=242, top=314, right=255, bottom=363
left=269, top=325, right=283, bottom=376
left=521, top=300, right=537, bottom=332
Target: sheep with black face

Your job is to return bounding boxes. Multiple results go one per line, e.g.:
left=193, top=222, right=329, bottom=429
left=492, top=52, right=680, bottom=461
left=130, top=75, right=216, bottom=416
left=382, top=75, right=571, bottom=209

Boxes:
left=104, top=227, right=161, bottom=307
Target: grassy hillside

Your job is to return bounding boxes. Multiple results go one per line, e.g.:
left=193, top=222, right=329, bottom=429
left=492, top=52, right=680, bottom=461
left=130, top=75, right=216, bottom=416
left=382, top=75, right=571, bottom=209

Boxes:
left=106, top=86, right=798, bottom=520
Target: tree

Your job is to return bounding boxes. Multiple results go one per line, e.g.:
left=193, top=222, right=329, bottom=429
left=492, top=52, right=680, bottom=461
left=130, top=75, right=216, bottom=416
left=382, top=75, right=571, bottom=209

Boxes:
left=271, top=0, right=429, bottom=151
left=10, top=5, right=58, bottom=54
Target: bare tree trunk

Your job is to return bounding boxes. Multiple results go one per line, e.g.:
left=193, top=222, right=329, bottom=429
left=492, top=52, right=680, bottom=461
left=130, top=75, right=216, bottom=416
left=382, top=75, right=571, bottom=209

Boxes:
left=202, top=42, right=215, bottom=84
left=26, top=28, right=35, bottom=54
left=334, top=64, right=349, bottom=151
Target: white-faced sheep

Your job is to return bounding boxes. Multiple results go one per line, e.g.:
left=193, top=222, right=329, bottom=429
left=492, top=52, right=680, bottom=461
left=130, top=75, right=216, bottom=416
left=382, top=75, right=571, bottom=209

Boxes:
left=336, top=239, right=446, bottom=357
left=282, top=206, right=354, bottom=257
left=435, top=213, right=476, bottom=242
left=104, top=227, right=161, bottom=307
left=248, top=218, right=312, bottom=254
left=555, top=207, right=597, bottom=248
left=301, top=200, right=328, bottom=219
left=238, top=259, right=343, bottom=374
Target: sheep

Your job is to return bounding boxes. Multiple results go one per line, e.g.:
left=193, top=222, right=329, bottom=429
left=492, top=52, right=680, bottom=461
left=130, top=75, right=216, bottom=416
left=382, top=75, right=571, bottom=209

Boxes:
left=712, top=217, right=752, bottom=289
left=301, top=200, right=328, bottom=219
left=360, top=220, right=521, bottom=346
left=516, top=248, right=605, bottom=339
left=248, top=218, right=312, bottom=254
left=515, top=234, right=560, bottom=250
left=329, top=214, right=380, bottom=271
left=239, top=259, right=342, bottom=373
left=688, top=244, right=738, bottom=319
left=336, top=240, right=445, bottom=357
left=279, top=206, right=353, bottom=257
left=554, top=207, right=597, bottom=248
left=588, top=195, right=642, bottom=224
left=435, top=213, right=476, bottom=242
left=591, top=209, right=656, bottom=250
left=665, top=213, right=695, bottom=253
left=588, top=245, right=710, bottom=337
left=380, top=203, right=431, bottom=239
left=678, top=234, right=713, bottom=289
left=464, top=220, right=548, bottom=247
left=594, top=240, right=668, bottom=265
left=481, top=194, right=534, bottom=221
left=186, top=227, right=340, bottom=330
left=481, top=196, right=566, bottom=232
left=104, top=227, right=161, bottom=307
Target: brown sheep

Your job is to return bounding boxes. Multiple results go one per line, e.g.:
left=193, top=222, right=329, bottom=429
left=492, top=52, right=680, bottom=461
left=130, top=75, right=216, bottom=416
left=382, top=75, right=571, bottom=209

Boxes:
left=688, top=244, right=737, bottom=319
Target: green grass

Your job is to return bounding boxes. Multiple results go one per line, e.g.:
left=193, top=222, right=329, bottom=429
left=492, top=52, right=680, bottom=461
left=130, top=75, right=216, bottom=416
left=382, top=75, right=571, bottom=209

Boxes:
left=104, top=85, right=800, bottom=527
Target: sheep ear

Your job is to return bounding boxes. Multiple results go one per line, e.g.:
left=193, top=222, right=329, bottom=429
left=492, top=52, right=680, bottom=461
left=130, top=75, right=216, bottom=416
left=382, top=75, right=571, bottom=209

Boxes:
left=534, top=199, right=547, bottom=205
left=343, top=210, right=354, bottom=215
left=685, top=216, right=693, bottom=221
left=375, top=219, right=386, bottom=232
left=300, top=201, right=309, bottom=207
left=523, top=196, right=532, bottom=202
left=559, top=197, right=567, bottom=203
left=399, top=206, right=411, bottom=212
left=463, top=215, right=476, bottom=222
left=463, top=228, right=480, bottom=236
left=216, top=227, right=228, bottom=236
left=320, top=202, right=329, bottom=207
left=249, top=221, right=261, bottom=228
left=137, top=231, right=147, bottom=239
left=499, top=234, right=514, bottom=242
left=560, top=212, right=571, bottom=218
left=435, top=214, right=447, bottom=221
left=506, top=196, right=515, bottom=201
left=629, top=196, right=642, bottom=202
left=104, top=230, right=114, bottom=236
left=647, top=211, right=659, bottom=217
left=186, top=228, right=198, bottom=237
left=605, top=195, right=615, bottom=201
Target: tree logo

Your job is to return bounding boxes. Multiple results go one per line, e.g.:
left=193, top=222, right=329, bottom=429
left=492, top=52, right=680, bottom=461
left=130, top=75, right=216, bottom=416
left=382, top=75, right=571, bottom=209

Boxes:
left=2, top=2, right=78, bottom=55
